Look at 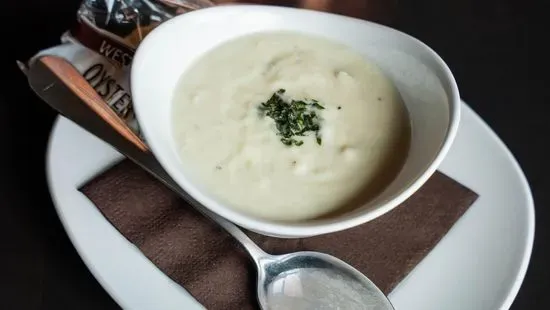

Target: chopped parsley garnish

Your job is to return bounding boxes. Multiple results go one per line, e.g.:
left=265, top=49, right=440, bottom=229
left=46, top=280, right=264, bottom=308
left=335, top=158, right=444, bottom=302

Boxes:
left=258, top=89, right=324, bottom=146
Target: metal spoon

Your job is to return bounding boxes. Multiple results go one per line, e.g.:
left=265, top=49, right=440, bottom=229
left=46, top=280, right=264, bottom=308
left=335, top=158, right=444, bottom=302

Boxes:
left=23, top=55, right=395, bottom=310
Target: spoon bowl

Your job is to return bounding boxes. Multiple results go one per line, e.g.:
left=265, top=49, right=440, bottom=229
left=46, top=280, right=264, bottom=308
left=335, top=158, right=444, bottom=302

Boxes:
left=258, top=251, right=395, bottom=309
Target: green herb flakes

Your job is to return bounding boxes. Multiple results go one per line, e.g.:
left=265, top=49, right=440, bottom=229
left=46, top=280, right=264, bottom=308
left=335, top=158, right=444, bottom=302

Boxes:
left=258, top=89, right=324, bottom=147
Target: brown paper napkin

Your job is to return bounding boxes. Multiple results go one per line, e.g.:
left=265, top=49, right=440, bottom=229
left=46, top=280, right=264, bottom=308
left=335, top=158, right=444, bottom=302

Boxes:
left=79, top=159, right=477, bottom=309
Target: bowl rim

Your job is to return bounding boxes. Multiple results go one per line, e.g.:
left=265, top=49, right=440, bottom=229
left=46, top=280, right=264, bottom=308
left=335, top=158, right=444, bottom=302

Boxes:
left=131, top=4, right=461, bottom=237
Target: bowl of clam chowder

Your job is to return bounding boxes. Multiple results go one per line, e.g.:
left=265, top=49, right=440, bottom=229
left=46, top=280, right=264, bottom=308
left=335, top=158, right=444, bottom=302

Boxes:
left=131, top=5, right=460, bottom=238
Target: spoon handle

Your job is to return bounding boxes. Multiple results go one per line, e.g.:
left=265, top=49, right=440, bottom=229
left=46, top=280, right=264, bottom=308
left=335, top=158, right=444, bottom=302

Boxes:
left=27, top=55, right=268, bottom=262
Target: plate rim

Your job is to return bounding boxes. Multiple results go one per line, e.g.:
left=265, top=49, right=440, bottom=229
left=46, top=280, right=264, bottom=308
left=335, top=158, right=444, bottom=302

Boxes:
left=44, top=101, right=535, bottom=310
left=457, top=104, right=535, bottom=310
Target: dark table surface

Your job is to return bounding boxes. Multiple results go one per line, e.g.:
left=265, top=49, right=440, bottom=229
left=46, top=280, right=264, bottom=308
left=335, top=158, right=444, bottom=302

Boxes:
left=1, top=0, right=543, bottom=309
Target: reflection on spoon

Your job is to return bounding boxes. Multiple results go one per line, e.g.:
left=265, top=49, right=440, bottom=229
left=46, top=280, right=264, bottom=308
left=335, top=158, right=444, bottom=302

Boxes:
left=259, top=252, right=395, bottom=310
left=268, top=268, right=388, bottom=309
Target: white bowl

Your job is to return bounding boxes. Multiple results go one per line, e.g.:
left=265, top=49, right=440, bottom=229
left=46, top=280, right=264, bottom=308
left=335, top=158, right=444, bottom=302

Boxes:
left=131, top=4, right=460, bottom=238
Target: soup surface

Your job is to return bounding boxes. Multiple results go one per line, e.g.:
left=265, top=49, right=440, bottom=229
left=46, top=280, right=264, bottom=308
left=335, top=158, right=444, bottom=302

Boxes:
left=172, top=32, right=410, bottom=221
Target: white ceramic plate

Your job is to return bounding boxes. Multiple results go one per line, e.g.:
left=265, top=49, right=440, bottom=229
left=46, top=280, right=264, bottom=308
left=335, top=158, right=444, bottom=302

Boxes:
left=46, top=101, right=534, bottom=310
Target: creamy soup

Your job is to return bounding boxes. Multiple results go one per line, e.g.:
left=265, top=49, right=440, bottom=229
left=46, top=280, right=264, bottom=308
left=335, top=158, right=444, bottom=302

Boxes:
left=171, top=32, right=410, bottom=221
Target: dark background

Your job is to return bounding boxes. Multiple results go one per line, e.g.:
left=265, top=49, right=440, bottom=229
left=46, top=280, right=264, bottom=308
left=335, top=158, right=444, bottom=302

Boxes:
left=1, top=0, right=543, bottom=309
